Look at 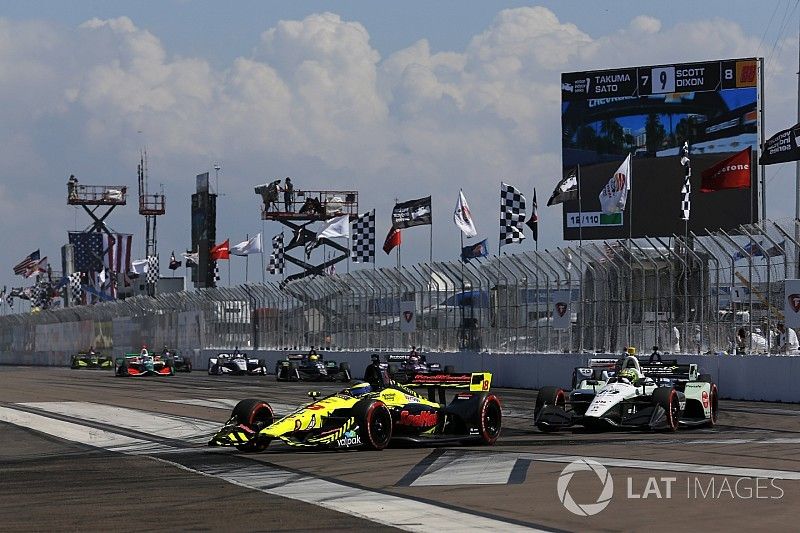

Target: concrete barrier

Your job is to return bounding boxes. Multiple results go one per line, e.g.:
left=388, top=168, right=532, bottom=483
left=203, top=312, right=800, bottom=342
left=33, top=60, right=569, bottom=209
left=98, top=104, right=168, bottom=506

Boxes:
left=2, top=349, right=798, bottom=403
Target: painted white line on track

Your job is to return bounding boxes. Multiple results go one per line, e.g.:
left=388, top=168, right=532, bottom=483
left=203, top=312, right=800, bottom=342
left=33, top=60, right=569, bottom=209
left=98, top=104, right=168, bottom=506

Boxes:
left=518, top=452, right=800, bottom=480
left=411, top=452, right=520, bottom=486
left=0, top=406, right=173, bottom=454
left=153, top=457, right=543, bottom=532
left=20, top=402, right=219, bottom=443
left=0, top=404, right=544, bottom=532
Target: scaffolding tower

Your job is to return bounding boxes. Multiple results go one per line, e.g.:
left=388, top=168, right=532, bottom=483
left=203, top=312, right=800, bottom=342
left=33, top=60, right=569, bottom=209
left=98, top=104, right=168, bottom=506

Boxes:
left=137, top=150, right=166, bottom=295
left=259, top=186, right=358, bottom=284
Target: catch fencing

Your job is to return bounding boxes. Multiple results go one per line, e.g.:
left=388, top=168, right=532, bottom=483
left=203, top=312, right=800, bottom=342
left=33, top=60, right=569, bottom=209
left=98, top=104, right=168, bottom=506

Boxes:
left=1, top=220, right=798, bottom=356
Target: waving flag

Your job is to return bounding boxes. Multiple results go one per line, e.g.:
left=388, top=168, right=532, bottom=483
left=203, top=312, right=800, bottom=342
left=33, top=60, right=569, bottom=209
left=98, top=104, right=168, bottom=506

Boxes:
left=700, top=148, right=752, bottom=192
left=453, top=190, right=477, bottom=238
left=525, top=188, right=539, bottom=241
left=231, top=233, right=263, bottom=256
left=599, top=154, right=631, bottom=214
left=13, top=250, right=40, bottom=276
left=461, top=239, right=488, bottom=261
left=547, top=168, right=578, bottom=206
left=168, top=251, right=182, bottom=270
left=210, top=239, right=230, bottom=260
left=383, top=227, right=401, bottom=254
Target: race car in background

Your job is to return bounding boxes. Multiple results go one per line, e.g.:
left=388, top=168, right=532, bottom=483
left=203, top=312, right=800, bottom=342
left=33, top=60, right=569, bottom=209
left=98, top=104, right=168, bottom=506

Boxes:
left=209, top=368, right=501, bottom=451
left=160, top=349, right=192, bottom=372
left=366, top=353, right=455, bottom=384
left=533, top=355, right=719, bottom=432
left=208, top=352, right=268, bottom=375
left=70, top=351, right=114, bottom=370
left=114, top=352, right=175, bottom=377
left=274, top=353, right=351, bottom=382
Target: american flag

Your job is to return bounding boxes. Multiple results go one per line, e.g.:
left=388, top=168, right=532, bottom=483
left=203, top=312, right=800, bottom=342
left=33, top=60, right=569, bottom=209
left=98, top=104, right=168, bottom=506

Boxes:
left=13, top=250, right=40, bottom=276
left=23, top=256, right=48, bottom=279
left=68, top=232, right=132, bottom=274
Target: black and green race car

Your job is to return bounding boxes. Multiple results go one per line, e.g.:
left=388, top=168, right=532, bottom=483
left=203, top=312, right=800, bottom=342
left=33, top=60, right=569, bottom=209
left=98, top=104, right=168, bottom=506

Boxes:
left=70, top=351, right=114, bottom=370
left=209, top=368, right=501, bottom=451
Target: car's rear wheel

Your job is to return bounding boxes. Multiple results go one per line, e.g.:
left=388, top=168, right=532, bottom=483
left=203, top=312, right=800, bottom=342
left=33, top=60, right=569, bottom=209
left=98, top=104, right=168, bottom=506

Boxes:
left=478, top=394, right=502, bottom=445
left=185, top=360, right=192, bottom=373
left=653, top=387, right=679, bottom=432
left=353, top=399, right=392, bottom=450
left=534, top=386, right=566, bottom=432
left=289, top=361, right=300, bottom=381
left=232, top=399, right=274, bottom=452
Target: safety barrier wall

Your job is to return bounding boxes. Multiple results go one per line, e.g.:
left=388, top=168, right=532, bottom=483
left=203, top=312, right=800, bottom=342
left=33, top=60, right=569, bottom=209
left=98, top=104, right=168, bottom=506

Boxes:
left=2, top=349, right=797, bottom=403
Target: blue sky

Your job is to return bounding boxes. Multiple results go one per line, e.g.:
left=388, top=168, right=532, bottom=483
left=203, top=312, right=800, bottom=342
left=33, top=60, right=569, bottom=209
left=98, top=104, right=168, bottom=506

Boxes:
left=1, top=1, right=799, bottom=301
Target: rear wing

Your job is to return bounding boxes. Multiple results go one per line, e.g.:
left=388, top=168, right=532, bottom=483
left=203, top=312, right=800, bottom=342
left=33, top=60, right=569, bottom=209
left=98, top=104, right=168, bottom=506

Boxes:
left=285, top=354, right=307, bottom=360
left=640, top=361, right=698, bottom=381
left=572, top=358, right=617, bottom=388
left=406, top=372, right=492, bottom=392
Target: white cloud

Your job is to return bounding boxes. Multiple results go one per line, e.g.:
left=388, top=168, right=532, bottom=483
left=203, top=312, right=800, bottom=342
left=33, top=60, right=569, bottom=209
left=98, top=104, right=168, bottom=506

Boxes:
left=0, top=7, right=795, bottom=292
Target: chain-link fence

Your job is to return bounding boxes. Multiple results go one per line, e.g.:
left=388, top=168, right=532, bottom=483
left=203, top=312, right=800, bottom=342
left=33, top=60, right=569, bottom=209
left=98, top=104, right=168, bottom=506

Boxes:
left=2, top=220, right=799, bottom=355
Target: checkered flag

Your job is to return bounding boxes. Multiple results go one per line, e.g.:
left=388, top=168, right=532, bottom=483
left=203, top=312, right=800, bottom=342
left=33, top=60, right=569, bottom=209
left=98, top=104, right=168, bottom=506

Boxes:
left=680, top=142, right=691, bottom=221
left=268, top=233, right=285, bottom=274
left=146, top=256, right=159, bottom=285
left=351, top=211, right=375, bottom=263
left=6, top=291, right=13, bottom=309
left=69, top=272, right=82, bottom=304
left=500, top=182, right=526, bottom=247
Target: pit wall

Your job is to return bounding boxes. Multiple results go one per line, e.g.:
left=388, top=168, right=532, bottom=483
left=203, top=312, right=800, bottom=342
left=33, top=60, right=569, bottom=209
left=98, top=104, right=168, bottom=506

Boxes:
left=2, top=349, right=798, bottom=403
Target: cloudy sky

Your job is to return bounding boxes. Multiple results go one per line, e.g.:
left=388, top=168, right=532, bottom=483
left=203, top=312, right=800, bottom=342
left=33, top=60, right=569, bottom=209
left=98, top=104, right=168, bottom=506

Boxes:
left=2, top=0, right=799, bottom=294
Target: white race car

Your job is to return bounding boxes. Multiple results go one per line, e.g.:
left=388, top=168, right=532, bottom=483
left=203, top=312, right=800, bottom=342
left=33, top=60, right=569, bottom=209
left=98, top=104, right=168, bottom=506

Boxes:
left=534, top=355, right=718, bottom=432
left=208, top=352, right=268, bottom=376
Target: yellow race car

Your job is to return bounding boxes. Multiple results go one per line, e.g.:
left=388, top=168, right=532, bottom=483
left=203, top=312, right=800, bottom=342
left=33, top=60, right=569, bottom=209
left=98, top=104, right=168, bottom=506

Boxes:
left=208, top=369, right=501, bottom=451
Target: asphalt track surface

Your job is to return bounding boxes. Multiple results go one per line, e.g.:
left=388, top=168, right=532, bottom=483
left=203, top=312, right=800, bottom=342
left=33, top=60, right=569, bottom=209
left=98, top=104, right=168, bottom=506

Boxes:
left=0, top=367, right=798, bottom=532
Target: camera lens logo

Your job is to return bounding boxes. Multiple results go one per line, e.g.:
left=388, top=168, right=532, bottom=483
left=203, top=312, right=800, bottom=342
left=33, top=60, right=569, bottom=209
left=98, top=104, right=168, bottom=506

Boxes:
left=557, top=459, right=614, bottom=516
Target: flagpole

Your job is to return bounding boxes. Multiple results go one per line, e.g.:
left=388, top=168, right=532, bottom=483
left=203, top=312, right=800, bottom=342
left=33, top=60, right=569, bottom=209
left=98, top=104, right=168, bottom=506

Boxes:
left=429, top=218, right=433, bottom=263
left=578, top=164, right=583, bottom=250
left=261, top=229, right=266, bottom=284
left=245, top=233, right=249, bottom=283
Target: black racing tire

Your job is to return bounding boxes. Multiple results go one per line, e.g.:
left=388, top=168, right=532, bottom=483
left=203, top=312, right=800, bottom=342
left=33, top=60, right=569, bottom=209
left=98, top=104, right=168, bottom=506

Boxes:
left=653, top=387, right=679, bottom=432
left=289, top=362, right=300, bottom=381
left=207, top=360, right=216, bottom=375
left=115, top=362, right=128, bottom=377
left=185, top=360, right=192, bottom=373
left=707, top=383, right=719, bottom=427
left=339, top=362, right=350, bottom=372
left=387, top=363, right=399, bottom=376
left=477, top=394, right=502, bottom=445
left=443, top=365, right=455, bottom=375
left=534, top=386, right=566, bottom=420
left=353, top=399, right=392, bottom=450
left=232, top=399, right=275, bottom=452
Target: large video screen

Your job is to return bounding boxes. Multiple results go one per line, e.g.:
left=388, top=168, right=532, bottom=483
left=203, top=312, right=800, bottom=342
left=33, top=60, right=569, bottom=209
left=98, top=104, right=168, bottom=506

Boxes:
left=560, top=57, right=760, bottom=240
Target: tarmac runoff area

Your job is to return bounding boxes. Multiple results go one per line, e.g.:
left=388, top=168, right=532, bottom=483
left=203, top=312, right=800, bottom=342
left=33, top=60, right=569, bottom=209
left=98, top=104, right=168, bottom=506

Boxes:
left=0, top=366, right=798, bottom=532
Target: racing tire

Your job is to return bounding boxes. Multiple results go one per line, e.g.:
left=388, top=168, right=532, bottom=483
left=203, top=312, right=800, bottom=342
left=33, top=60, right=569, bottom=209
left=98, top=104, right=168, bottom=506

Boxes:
left=185, top=360, right=192, bottom=373
left=443, top=365, right=455, bottom=375
left=706, top=383, right=719, bottom=427
left=115, top=362, right=128, bottom=377
left=653, top=387, right=680, bottom=432
left=232, top=399, right=275, bottom=452
left=207, top=360, right=216, bottom=375
left=387, top=363, right=399, bottom=377
left=289, top=362, right=300, bottom=381
left=534, top=386, right=566, bottom=432
left=477, top=394, right=502, bottom=445
left=353, top=399, right=392, bottom=450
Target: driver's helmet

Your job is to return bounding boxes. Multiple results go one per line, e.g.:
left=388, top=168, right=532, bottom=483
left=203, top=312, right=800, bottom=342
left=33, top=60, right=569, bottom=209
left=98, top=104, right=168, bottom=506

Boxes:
left=618, top=368, right=638, bottom=383
left=309, top=354, right=320, bottom=361
left=349, top=382, right=372, bottom=397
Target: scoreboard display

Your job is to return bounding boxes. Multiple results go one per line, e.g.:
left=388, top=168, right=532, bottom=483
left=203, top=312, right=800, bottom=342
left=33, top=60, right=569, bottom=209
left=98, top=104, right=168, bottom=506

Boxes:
left=560, top=58, right=760, bottom=240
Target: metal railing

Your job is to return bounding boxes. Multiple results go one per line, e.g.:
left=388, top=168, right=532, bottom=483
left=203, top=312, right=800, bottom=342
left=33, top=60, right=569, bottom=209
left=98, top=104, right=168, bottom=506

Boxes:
left=2, top=219, right=798, bottom=355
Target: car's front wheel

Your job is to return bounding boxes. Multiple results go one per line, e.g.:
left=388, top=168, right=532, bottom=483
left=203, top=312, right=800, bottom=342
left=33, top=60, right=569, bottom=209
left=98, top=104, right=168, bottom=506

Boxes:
left=653, top=387, right=679, bottom=432
left=232, top=399, right=274, bottom=452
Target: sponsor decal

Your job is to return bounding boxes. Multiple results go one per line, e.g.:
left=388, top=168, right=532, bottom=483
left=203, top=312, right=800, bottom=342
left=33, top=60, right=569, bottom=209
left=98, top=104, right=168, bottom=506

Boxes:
left=294, top=419, right=302, bottom=431
left=335, top=430, right=362, bottom=448
left=702, top=390, right=709, bottom=409
left=398, top=409, right=438, bottom=427
left=383, top=392, right=396, bottom=401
